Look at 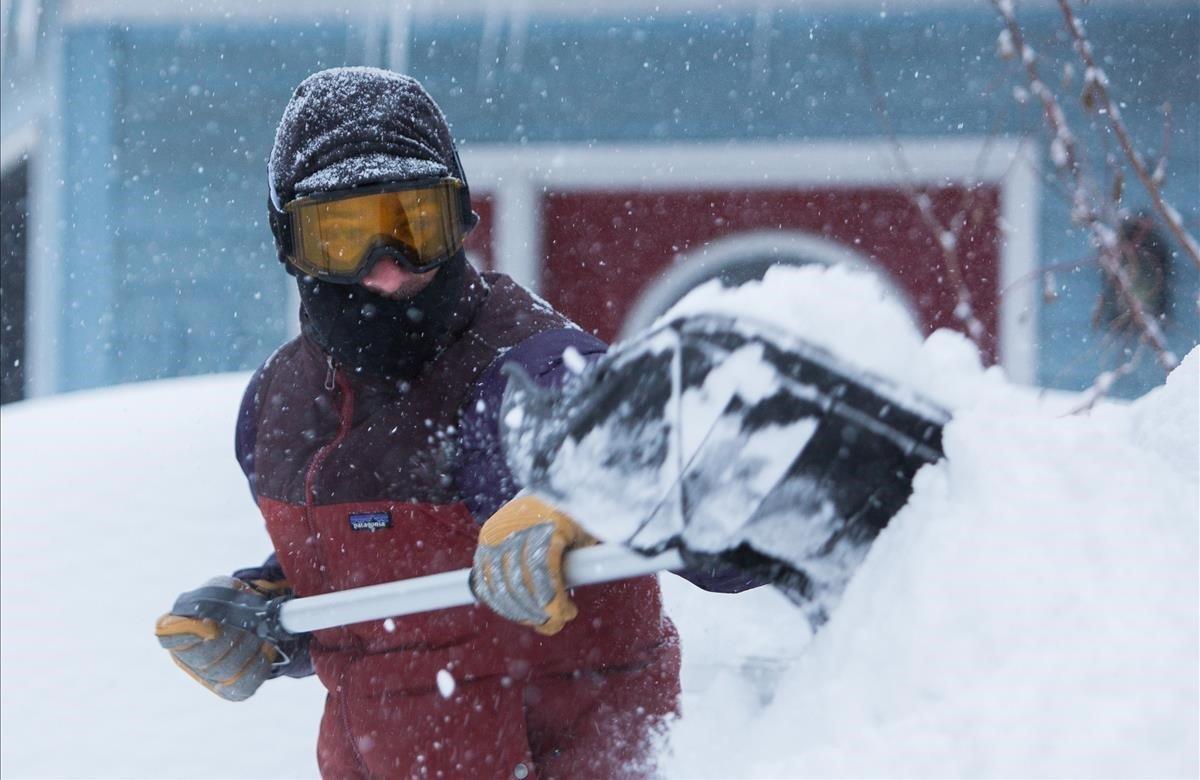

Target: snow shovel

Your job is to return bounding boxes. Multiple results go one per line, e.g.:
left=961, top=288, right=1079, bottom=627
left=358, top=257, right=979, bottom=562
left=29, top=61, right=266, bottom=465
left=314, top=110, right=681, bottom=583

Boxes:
left=500, top=313, right=950, bottom=627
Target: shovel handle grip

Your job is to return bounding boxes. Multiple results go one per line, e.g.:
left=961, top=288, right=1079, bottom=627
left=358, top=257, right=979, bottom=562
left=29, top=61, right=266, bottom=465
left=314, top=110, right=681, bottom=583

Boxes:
left=276, top=545, right=684, bottom=635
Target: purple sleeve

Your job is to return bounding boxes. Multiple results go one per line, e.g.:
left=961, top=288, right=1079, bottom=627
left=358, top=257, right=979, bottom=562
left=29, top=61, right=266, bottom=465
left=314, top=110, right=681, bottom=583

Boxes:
left=235, top=367, right=265, bottom=502
left=457, top=328, right=765, bottom=595
left=458, top=328, right=607, bottom=521
left=671, top=561, right=765, bottom=593
left=232, top=369, right=314, bottom=676
left=232, top=369, right=293, bottom=588
left=232, top=555, right=314, bottom=679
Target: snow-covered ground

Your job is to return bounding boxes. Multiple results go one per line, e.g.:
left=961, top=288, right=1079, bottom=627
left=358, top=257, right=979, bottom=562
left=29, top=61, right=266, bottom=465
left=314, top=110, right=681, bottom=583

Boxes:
left=2, top=267, right=1196, bottom=778
left=1, top=374, right=325, bottom=778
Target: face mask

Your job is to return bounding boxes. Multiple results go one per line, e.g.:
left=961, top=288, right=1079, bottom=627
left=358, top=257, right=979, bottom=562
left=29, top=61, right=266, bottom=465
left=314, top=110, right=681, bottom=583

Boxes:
left=297, top=252, right=478, bottom=382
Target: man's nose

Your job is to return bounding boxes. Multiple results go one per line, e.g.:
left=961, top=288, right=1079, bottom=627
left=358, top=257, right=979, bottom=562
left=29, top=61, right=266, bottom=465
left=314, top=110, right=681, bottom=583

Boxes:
left=360, top=256, right=415, bottom=295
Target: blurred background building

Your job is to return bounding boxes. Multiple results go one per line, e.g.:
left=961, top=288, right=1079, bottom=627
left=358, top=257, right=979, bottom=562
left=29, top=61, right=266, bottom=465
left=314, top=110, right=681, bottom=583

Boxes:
left=1, top=0, right=1196, bottom=404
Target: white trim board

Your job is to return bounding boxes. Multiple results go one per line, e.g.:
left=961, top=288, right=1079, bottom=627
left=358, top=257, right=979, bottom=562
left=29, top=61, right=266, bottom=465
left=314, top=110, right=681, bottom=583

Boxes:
left=462, top=138, right=1028, bottom=189
left=0, top=123, right=37, bottom=173
left=64, top=0, right=1178, bottom=24
left=998, top=142, right=1040, bottom=386
left=25, top=33, right=64, bottom=398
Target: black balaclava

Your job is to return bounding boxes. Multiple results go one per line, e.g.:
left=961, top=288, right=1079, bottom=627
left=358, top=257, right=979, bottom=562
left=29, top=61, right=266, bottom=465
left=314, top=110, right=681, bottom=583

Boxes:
left=267, top=67, right=482, bottom=382
left=296, top=251, right=484, bottom=382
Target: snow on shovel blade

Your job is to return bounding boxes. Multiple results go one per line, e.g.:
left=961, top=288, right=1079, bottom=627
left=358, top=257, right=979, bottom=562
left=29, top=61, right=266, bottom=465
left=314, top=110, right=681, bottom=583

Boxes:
left=502, top=314, right=950, bottom=626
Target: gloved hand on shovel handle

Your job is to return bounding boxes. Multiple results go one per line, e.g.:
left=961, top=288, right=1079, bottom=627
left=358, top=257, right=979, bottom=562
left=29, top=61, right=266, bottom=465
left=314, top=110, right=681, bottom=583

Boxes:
left=470, top=493, right=596, bottom=636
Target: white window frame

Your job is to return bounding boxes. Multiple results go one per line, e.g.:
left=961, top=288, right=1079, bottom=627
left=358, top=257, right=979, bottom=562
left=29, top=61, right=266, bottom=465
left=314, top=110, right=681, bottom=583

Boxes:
left=619, top=228, right=922, bottom=338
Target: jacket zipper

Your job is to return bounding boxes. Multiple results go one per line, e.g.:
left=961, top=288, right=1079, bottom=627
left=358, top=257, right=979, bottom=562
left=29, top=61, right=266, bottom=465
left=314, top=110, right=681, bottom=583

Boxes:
left=323, top=354, right=336, bottom=391
left=301, top=356, right=372, bottom=777
left=305, top=356, right=356, bottom=514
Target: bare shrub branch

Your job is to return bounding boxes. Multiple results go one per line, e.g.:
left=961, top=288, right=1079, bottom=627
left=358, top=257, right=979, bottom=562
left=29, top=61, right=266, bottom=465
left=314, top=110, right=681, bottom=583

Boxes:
left=1056, top=0, right=1200, bottom=271
left=990, top=0, right=1179, bottom=374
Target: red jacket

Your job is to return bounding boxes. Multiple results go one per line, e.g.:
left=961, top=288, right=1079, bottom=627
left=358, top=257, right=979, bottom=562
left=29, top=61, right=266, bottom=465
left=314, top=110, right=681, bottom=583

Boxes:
left=237, top=268, right=680, bottom=777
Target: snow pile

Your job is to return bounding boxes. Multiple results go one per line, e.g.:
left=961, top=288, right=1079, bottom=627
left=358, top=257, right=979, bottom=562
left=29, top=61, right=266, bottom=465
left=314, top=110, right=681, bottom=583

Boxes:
left=660, top=266, right=1199, bottom=777
left=0, top=375, right=325, bottom=778
left=663, top=263, right=975, bottom=408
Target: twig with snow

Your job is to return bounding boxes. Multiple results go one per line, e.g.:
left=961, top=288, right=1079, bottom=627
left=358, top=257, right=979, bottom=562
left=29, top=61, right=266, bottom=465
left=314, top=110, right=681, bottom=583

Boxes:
left=990, top=0, right=1178, bottom=373
left=1056, top=0, right=1200, bottom=272
left=1067, top=346, right=1143, bottom=415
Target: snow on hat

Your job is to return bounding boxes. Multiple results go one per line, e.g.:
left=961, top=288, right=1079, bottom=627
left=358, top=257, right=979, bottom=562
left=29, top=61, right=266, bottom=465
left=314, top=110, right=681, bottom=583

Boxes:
left=268, top=67, right=468, bottom=208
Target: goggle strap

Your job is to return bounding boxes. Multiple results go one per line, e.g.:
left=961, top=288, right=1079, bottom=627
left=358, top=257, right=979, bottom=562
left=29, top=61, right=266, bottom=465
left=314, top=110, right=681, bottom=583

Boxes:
left=268, top=194, right=295, bottom=259
left=450, top=149, right=479, bottom=232
left=459, top=185, right=476, bottom=233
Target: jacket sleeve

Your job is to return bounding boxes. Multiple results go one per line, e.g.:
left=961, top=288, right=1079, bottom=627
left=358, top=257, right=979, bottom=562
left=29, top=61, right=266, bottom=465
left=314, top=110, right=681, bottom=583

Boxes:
left=229, top=554, right=314, bottom=680
left=458, top=328, right=607, bottom=521
left=458, top=328, right=766, bottom=595
left=234, top=366, right=265, bottom=503
left=232, top=368, right=314, bottom=678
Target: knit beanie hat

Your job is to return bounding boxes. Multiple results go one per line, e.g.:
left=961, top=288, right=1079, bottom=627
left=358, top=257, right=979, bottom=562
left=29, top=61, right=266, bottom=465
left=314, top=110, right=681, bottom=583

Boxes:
left=269, top=67, right=471, bottom=208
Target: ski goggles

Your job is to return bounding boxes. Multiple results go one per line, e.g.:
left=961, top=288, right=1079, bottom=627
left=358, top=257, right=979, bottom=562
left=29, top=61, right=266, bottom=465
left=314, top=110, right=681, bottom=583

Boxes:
left=278, top=178, right=473, bottom=283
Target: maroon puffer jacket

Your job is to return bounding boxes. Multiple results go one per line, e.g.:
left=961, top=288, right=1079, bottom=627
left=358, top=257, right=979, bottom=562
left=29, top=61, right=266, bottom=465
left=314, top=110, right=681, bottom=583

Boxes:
left=238, top=268, right=680, bottom=777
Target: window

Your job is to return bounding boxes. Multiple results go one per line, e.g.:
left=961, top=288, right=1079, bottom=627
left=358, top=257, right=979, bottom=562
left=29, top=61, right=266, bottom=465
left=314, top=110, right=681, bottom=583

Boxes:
left=1, top=157, right=27, bottom=404
left=1095, top=212, right=1171, bottom=334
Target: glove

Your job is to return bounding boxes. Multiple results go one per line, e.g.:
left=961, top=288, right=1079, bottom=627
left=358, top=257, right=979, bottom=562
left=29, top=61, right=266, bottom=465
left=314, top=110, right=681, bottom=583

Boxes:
left=155, top=576, right=288, bottom=702
left=470, top=493, right=596, bottom=636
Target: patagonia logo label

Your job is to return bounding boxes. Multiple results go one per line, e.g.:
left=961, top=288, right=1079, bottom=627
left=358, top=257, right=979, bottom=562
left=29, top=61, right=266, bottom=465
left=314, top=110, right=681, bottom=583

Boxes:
left=349, top=511, right=392, bottom=532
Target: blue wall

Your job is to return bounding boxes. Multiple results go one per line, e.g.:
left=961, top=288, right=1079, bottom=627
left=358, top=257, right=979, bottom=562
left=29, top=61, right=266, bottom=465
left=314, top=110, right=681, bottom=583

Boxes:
left=57, top=4, right=1198, bottom=395
left=59, top=23, right=351, bottom=390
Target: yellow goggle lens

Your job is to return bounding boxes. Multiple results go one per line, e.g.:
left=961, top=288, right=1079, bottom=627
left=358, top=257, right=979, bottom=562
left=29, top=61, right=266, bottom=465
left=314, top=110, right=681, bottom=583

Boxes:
left=286, top=179, right=466, bottom=279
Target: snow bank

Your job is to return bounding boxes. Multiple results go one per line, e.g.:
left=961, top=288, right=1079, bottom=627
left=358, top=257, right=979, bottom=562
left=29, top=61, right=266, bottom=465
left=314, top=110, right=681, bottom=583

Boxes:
left=660, top=266, right=1199, bottom=778
left=0, top=375, right=324, bottom=778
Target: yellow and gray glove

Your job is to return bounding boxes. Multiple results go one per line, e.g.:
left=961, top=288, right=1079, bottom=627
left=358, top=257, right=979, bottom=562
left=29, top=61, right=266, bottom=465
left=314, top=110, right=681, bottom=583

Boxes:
left=470, top=493, right=596, bottom=636
left=155, top=576, right=290, bottom=702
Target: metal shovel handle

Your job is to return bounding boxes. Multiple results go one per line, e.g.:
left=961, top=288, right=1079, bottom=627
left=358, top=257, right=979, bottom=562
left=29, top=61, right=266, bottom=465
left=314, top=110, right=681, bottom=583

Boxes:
left=275, top=545, right=684, bottom=636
